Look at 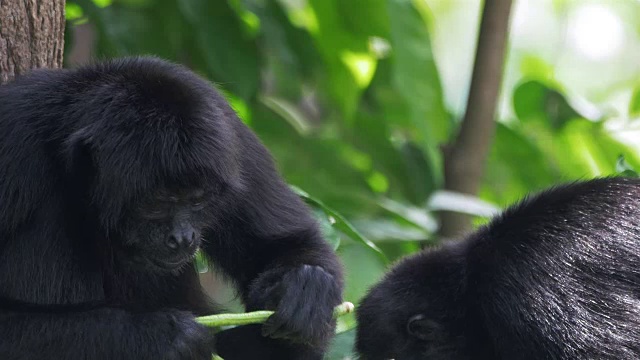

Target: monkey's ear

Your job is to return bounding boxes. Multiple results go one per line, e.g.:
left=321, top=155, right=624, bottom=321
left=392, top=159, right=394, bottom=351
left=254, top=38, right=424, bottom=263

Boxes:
left=406, top=314, right=436, bottom=341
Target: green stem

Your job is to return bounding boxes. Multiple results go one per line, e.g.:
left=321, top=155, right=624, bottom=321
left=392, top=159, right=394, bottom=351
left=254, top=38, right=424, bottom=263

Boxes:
left=198, top=310, right=275, bottom=327
left=196, top=302, right=354, bottom=328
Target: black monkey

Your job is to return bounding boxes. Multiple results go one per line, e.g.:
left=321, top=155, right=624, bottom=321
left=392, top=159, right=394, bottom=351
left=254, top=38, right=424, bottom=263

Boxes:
left=0, top=57, right=343, bottom=360
left=356, top=177, right=640, bottom=360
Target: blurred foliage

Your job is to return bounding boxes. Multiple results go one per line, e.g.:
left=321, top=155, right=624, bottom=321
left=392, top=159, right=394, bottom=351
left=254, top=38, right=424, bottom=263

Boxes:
left=65, top=0, right=640, bottom=358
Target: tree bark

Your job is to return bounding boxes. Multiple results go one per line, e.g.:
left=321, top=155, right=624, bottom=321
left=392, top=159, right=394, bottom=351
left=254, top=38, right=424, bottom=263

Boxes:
left=439, top=0, right=513, bottom=238
left=0, top=0, right=66, bottom=84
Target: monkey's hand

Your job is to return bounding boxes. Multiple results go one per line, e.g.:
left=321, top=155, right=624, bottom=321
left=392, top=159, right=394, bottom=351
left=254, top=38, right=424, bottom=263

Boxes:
left=247, top=264, right=342, bottom=347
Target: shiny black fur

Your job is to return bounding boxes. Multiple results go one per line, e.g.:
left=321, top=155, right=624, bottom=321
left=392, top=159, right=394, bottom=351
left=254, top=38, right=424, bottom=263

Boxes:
left=356, top=177, right=640, bottom=359
left=0, top=57, right=343, bottom=360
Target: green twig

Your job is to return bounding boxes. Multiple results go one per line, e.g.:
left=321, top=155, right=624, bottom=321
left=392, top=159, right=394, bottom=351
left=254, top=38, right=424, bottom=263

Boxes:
left=196, top=302, right=355, bottom=328
left=197, top=310, right=275, bottom=327
left=201, top=302, right=355, bottom=360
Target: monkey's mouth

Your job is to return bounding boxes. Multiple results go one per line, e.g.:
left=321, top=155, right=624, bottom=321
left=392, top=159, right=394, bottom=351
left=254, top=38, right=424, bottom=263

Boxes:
left=151, top=257, right=189, bottom=270
left=127, top=248, right=199, bottom=272
left=151, top=250, right=199, bottom=271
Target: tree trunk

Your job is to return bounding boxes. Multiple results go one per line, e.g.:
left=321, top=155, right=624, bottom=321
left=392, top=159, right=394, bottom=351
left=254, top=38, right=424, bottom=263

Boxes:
left=0, top=0, right=66, bottom=84
left=439, top=0, right=513, bottom=238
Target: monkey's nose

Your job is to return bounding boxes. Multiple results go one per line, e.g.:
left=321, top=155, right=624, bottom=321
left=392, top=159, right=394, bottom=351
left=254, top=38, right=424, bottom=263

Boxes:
left=166, top=228, right=196, bottom=250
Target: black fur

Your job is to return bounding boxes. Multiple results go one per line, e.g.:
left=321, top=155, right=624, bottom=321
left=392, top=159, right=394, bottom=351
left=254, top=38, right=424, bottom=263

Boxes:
left=0, top=57, right=343, bottom=360
left=356, top=177, right=640, bottom=360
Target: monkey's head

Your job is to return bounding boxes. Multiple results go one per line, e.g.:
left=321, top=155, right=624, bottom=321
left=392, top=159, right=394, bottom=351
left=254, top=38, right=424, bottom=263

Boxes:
left=62, top=57, right=242, bottom=273
left=356, top=243, right=471, bottom=360
left=116, top=184, right=225, bottom=273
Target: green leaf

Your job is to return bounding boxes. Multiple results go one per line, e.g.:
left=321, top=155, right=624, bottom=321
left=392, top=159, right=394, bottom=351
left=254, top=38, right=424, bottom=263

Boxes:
left=553, top=119, right=640, bottom=177
left=291, top=186, right=387, bottom=262
left=630, top=85, right=640, bottom=117
left=387, top=0, right=449, bottom=185
left=519, top=54, right=554, bottom=80
left=177, top=0, right=260, bottom=99
left=616, top=155, right=639, bottom=177
left=481, top=123, right=560, bottom=205
left=66, top=2, right=85, bottom=21
left=194, top=251, right=209, bottom=274
left=250, top=1, right=321, bottom=103
left=351, top=218, right=431, bottom=242
left=92, top=0, right=112, bottom=8
left=362, top=62, right=440, bottom=203
left=311, top=208, right=341, bottom=250
left=259, top=96, right=311, bottom=135
left=378, top=198, right=438, bottom=231
left=338, top=0, right=389, bottom=37
left=513, top=80, right=580, bottom=130
left=304, top=0, right=382, bottom=119
left=513, top=81, right=547, bottom=121
left=427, top=190, right=500, bottom=218
left=249, top=103, right=376, bottom=215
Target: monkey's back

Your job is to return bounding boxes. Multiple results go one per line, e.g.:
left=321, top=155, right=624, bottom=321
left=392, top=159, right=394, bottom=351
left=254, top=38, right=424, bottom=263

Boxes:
left=468, top=177, right=640, bottom=359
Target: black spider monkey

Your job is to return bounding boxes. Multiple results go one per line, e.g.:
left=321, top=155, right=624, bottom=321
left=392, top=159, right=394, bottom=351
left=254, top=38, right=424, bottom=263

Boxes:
left=357, top=177, right=640, bottom=360
left=0, top=57, right=343, bottom=360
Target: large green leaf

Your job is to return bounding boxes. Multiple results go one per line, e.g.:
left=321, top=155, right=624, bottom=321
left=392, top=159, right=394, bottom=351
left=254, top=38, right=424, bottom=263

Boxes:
left=427, top=190, right=499, bottom=218
left=349, top=99, right=436, bottom=203
left=177, top=0, right=260, bottom=99
left=311, top=207, right=341, bottom=250
left=292, top=186, right=387, bottom=261
left=249, top=1, right=322, bottom=101
left=299, top=0, right=383, bottom=119
left=249, top=103, right=378, bottom=215
left=513, top=80, right=580, bottom=130
left=351, top=218, right=431, bottom=242
left=387, top=0, right=449, bottom=185
left=339, top=0, right=389, bottom=37
left=481, top=123, right=560, bottom=205
left=553, top=119, right=640, bottom=177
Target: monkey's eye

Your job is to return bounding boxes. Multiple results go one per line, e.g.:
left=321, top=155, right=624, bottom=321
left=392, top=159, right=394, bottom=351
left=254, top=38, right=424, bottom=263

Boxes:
left=139, top=205, right=169, bottom=220
left=147, top=208, right=165, bottom=217
left=406, top=314, right=435, bottom=341
left=191, top=199, right=205, bottom=211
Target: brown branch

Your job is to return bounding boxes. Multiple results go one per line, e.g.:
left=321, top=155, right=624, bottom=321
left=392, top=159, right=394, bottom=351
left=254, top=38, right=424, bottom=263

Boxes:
left=0, top=0, right=66, bottom=84
left=439, top=0, right=513, bottom=238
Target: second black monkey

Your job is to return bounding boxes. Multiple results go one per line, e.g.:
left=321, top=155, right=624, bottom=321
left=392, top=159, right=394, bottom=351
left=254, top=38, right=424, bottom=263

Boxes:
left=357, top=177, right=640, bottom=360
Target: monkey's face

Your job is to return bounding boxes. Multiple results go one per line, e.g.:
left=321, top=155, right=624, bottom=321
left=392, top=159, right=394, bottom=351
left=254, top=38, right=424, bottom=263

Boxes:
left=118, top=187, right=214, bottom=273
left=355, top=250, right=470, bottom=360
